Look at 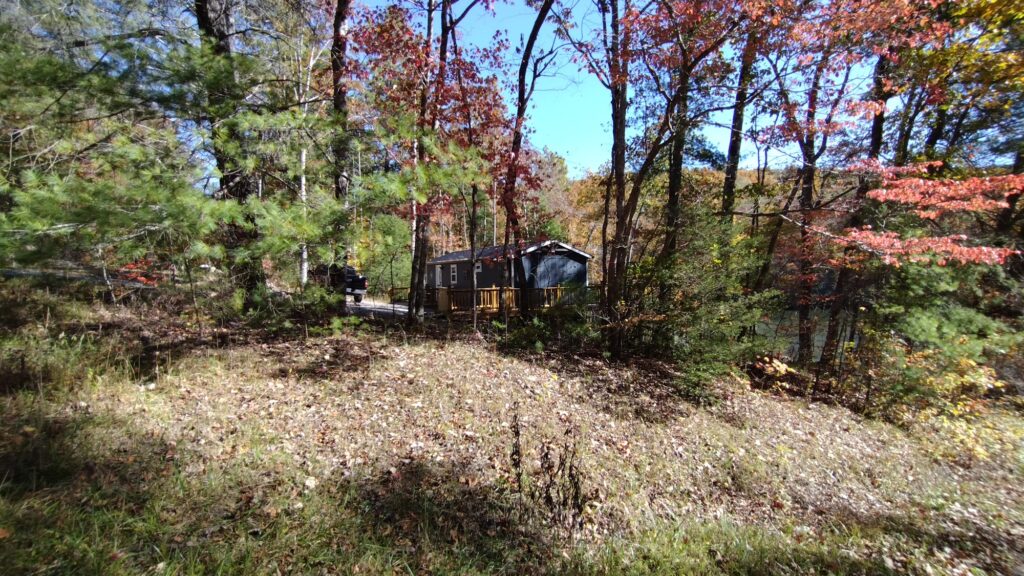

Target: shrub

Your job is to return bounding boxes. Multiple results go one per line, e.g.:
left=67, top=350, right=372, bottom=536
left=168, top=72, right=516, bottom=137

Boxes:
left=627, top=211, right=782, bottom=386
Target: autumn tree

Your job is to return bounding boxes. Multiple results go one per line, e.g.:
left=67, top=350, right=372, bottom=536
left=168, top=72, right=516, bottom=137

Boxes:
left=630, top=0, right=743, bottom=268
left=755, top=0, right=939, bottom=363
left=557, top=0, right=708, bottom=355
left=818, top=0, right=1020, bottom=370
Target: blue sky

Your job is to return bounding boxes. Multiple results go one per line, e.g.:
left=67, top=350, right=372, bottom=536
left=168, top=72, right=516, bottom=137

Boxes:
left=364, top=0, right=743, bottom=178
left=455, top=1, right=614, bottom=177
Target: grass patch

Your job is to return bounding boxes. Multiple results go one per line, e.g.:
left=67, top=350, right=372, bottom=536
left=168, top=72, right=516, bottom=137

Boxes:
left=567, top=520, right=892, bottom=575
left=0, top=398, right=548, bottom=574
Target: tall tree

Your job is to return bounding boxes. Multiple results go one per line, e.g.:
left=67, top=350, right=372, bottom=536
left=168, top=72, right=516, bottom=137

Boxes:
left=332, top=0, right=353, bottom=201
left=194, top=0, right=264, bottom=297
left=634, top=0, right=743, bottom=270
left=817, top=50, right=897, bottom=371
left=330, top=0, right=353, bottom=310
left=504, top=0, right=556, bottom=315
left=761, top=0, right=908, bottom=363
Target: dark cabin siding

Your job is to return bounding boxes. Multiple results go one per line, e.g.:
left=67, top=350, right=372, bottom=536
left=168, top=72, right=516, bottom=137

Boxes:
left=431, top=262, right=462, bottom=289
left=428, top=242, right=590, bottom=292
left=520, top=249, right=588, bottom=289
left=478, top=260, right=506, bottom=288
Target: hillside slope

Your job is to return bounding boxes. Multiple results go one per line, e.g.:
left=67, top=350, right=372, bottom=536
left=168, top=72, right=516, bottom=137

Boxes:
left=1, top=310, right=1022, bottom=574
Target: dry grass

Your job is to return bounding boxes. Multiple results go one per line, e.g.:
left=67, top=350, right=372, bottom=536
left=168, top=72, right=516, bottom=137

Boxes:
left=1, top=303, right=1023, bottom=574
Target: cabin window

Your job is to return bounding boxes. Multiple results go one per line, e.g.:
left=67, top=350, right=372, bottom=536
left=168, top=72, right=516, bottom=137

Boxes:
left=450, top=264, right=457, bottom=286
left=435, top=265, right=442, bottom=287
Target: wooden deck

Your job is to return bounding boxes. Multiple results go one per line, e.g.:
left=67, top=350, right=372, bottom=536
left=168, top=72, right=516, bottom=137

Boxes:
left=389, top=286, right=592, bottom=315
left=436, top=286, right=575, bottom=314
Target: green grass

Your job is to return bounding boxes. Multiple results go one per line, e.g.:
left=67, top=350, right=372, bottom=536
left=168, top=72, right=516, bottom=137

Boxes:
left=567, top=521, right=895, bottom=576
left=0, top=400, right=539, bottom=574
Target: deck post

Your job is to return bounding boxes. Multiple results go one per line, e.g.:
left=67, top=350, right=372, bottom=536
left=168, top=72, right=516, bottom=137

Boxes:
left=437, top=287, right=450, bottom=313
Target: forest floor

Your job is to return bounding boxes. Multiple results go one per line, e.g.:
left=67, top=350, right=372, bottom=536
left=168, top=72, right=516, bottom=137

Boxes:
left=1, top=290, right=1023, bottom=575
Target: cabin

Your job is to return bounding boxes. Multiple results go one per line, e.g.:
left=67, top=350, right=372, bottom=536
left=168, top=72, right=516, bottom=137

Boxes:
left=427, top=240, right=591, bottom=313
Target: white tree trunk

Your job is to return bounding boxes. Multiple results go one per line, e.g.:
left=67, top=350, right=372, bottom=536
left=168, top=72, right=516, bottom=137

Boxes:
left=299, top=146, right=309, bottom=286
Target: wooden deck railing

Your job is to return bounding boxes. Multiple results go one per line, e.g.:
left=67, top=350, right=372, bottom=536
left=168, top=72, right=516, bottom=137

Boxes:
left=391, top=285, right=589, bottom=314
left=436, top=286, right=577, bottom=314
left=442, top=287, right=519, bottom=312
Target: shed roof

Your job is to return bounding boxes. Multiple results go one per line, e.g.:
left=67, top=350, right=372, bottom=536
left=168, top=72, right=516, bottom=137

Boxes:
left=427, top=240, right=592, bottom=265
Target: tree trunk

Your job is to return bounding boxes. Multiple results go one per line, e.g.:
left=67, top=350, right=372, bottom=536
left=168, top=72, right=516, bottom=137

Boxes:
left=502, top=0, right=555, bottom=317
left=449, top=9, right=486, bottom=331
left=407, top=0, right=436, bottom=324
left=500, top=216, right=512, bottom=323
left=605, top=0, right=629, bottom=357
left=818, top=53, right=892, bottom=372
left=330, top=0, right=354, bottom=313
left=893, top=86, right=924, bottom=167
left=996, top=149, right=1023, bottom=234
left=299, top=147, right=309, bottom=287
left=600, top=172, right=611, bottom=307
left=606, top=79, right=629, bottom=356
left=409, top=213, right=431, bottom=319
left=796, top=159, right=815, bottom=365
left=331, top=0, right=353, bottom=200
left=749, top=180, right=800, bottom=293
left=660, top=69, right=690, bottom=267
left=470, top=184, right=478, bottom=330
left=923, top=107, right=947, bottom=161
left=792, top=54, right=831, bottom=366
left=722, top=31, right=758, bottom=217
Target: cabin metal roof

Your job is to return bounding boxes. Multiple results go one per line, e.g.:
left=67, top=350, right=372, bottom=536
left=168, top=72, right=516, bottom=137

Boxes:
left=427, top=240, right=592, bottom=265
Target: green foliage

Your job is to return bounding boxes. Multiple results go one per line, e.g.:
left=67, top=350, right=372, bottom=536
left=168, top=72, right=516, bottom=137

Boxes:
left=225, top=285, right=344, bottom=334
left=2, top=128, right=232, bottom=270
left=841, top=261, right=1021, bottom=420
left=631, top=206, right=781, bottom=387
left=329, top=315, right=364, bottom=336
left=499, top=316, right=552, bottom=352
left=874, top=263, right=1019, bottom=362
left=496, top=292, right=602, bottom=353
left=355, top=214, right=413, bottom=297
left=0, top=10, right=235, bottom=276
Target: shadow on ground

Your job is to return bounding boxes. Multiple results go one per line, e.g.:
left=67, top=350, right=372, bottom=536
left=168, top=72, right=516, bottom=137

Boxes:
left=2, top=285, right=1020, bottom=574
left=0, top=399, right=554, bottom=574
left=4, top=396, right=1016, bottom=575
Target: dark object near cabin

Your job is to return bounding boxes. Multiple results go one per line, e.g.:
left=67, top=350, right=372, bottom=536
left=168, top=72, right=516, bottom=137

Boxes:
left=311, top=264, right=368, bottom=302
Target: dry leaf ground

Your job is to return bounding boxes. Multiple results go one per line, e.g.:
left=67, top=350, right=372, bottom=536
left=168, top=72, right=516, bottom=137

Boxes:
left=1, top=301, right=1022, bottom=575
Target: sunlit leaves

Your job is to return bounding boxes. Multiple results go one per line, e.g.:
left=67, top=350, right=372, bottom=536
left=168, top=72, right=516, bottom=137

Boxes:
left=842, top=229, right=1017, bottom=266
left=869, top=174, right=1024, bottom=219
left=1, top=126, right=233, bottom=269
